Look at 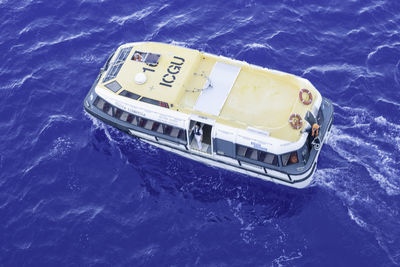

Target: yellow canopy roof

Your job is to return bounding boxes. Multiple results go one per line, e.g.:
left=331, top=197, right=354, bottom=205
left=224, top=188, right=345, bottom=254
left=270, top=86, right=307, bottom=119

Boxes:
left=99, top=42, right=321, bottom=142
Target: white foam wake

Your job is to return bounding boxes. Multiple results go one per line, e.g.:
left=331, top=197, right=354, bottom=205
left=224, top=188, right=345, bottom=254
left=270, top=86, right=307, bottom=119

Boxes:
left=315, top=107, right=400, bottom=265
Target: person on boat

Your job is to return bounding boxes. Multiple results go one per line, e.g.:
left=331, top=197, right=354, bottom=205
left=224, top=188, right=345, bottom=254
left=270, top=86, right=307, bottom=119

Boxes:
left=289, top=152, right=298, bottom=164
left=133, top=53, right=142, bottom=62
left=192, top=123, right=203, bottom=150
left=312, top=123, right=320, bottom=138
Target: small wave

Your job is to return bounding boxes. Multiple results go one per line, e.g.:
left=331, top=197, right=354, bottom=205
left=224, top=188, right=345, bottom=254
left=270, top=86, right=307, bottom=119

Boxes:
left=395, top=59, right=400, bottom=87
left=52, top=137, right=73, bottom=157
left=376, top=97, right=400, bottom=108
left=367, top=42, right=400, bottom=62
left=58, top=205, right=104, bottom=222
left=109, top=7, right=154, bottom=26
left=86, top=114, right=117, bottom=145
left=22, top=136, right=73, bottom=175
left=1, top=73, right=37, bottom=91
left=347, top=208, right=368, bottom=228
left=302, top=63, right=370, bottom=77
left=327, top=125, right=400, bottom=196
left=317, top=111, right=400, bottom=265
left=13, top=0, right=33, bottom=10
left=244, top=43, right=273, bottom=50
left=23, top=29, right=101, bottom=53
left=348, top=207, right=400, bottom=265
left=18, top=17, right=55, bottom=35
left=272, top=250, right=303, bottom=267
left=168, top=40, right=189, bottom=48
left=358, top=0, right=387, bottom=15
left=38, top=114, right=75, bottom=136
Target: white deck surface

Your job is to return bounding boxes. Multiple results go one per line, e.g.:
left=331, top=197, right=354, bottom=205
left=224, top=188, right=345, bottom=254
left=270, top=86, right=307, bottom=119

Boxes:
left=194, top=62, right=241, bottom=116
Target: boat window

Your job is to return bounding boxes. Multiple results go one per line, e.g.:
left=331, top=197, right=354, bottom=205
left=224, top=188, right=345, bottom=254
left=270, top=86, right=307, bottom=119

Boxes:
left=169, top=126, right=185, bottom=140
left=94, top=97, right=106, bottom=110
left=103, top=46, right=132, bottom=83
left=138, top=117, right=147, bottom=128
left=259, top=151, right=279, bottom=166
left=103, top=63, right=123, bottom=83
left=145, top=53, right=161, bottom=64
left=134, top=116, right=186, bottom=141
left=301, top=143, right=310, bottom=164
left=93, top=96, right=185, bottom=143
left=104, top=102, right=113, bottom=116
left=282, top=151, right=299, bottom=166
left=115, top=47, right=132, bottom=63
left=140, top=97, right=169, bottom=109
left=119, top=111, right=130, bottom=122
left=127, top=114, right=137, bottom=125
left=140, top=97, right=160, bottom=105
left=236, top=144, right=278, bottom=166
left=131, top=51, right=161, bottom=65
left=236, top=144, right=257, bottom=160
left=160, top=102, right=169, bottom=108
left=214, top=139, right=235, bottom=158
left=105, top=81, right=122, bottom=93
left=152, top=122, right=163, bottom=133
left=94, top=97, right=112, bottom=116
left=120, top=90, right=141, bottom=100
left=114, top=108, right=123, bottom=119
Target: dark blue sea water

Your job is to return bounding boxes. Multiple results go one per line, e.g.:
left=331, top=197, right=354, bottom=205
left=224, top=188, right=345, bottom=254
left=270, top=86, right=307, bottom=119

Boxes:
left=1, top=0, right=400, bottom=266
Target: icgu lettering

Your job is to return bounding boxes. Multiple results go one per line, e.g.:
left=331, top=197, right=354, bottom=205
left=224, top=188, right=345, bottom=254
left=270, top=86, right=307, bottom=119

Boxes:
left=159, top=56, right=185, bottom=87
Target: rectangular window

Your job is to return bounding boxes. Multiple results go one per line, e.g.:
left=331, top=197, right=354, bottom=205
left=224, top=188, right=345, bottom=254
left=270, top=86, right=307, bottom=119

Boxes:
left=93, top=97, right=185, bottom=143
left=237, top=145, right=258, bottom=160
left=237, top=145, right=247, bottom=157
left=151, top=122, right=163, bottom=133
left=120, top=90, right=140, bottom=100
left=119, top=111, right=129, bottom=122
left=132, top=51, right=161, bottom=65
left=105, top=81, right=122, bottom=93
left=281, top=151, right=299, bottom=166
left=114, top=108, right=123, bottom=119
left=245, top=148, right=258, bottom=160
left=94, top=97, right=105, bottom=110
left=144, top=53, right=161, bottom=64
left=133, top=117, right=186, bottom=142
left=301, top=144, right=310, bottom=164
left=103, top=63, right=123, bottom=83
left=140, top=97, right=160, bottom=105
left=214, top=139, right=235, bottom=158
left=160, top=102, right=169, bottom=108
left=94, top=97, right=112, bottom=116
left=127, top=114, right=137, bottom=125
left=259, top=151, right=278, bottom=166
left=140, top=97, right=169, bottom=109
left=144, top=120, right=154, bottom=130
left=236, top=144, right=279, bottom=167
left=103, top=47, right=132, bottom=83
left=138, top=117, right=147, bottom=128
left=115, top=47, right=132, bottom=63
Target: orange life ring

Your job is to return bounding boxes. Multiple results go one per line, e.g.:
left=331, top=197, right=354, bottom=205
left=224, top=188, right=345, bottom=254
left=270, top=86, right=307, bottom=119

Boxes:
left=299, top=88, right=313, bottom=105
left=133, top=53, right=142, bottom=62
left=289, top=113, right=303, bottom=129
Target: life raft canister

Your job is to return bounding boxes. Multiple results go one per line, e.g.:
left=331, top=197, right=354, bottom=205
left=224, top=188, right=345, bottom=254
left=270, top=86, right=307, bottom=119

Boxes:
left=289, top=113, right=303, bottom=129
left=299, top=88, right=313, bottom=105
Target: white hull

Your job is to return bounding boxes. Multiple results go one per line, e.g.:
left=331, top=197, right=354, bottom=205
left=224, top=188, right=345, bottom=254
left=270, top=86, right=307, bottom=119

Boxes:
left=129, top=129, right=321, bottom=189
